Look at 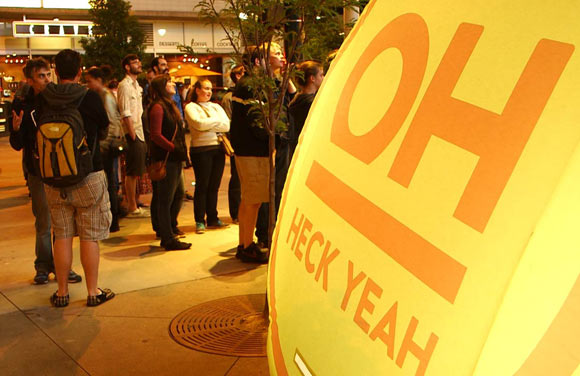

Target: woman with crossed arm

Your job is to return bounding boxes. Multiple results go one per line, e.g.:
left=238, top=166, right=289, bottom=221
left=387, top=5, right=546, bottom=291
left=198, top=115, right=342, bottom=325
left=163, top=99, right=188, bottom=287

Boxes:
left=185, top=79, right=230, bottom=234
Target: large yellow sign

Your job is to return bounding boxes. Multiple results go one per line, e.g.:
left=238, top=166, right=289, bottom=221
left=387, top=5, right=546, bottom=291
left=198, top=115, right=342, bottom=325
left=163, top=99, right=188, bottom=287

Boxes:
left=267, top=0, right=580, bottom=375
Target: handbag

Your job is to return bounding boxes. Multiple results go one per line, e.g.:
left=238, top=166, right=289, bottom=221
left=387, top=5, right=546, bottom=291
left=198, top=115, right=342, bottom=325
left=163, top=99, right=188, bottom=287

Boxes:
left=147, top=120, right=178, bottom=181
left=147, top=160, right=167, bottom=181
left=217, top=133, right=235, bottom=157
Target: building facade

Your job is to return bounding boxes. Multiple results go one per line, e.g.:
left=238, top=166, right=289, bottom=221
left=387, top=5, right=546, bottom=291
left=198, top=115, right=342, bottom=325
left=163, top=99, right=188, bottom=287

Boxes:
left=0, top=0, right=237, bottom=132
left=0, top=1, right=235, bottom=83
left=0, top=0, right=234, bottom=55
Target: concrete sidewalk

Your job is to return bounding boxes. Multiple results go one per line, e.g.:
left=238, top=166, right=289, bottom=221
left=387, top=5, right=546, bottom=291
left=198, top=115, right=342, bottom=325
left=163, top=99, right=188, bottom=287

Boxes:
left=0, top=137, right=270, bottom=376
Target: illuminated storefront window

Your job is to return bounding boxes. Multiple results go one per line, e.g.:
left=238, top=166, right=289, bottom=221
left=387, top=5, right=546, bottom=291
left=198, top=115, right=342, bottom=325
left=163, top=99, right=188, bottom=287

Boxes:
left=0, top=0, right=90, bottom=8
left=13, top=21, right=92, bottom=37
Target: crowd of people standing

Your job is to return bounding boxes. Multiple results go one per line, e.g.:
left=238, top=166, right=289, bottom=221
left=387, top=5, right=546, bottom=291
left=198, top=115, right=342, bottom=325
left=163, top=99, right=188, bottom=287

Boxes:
left=8, top=46, right=327, bottom=307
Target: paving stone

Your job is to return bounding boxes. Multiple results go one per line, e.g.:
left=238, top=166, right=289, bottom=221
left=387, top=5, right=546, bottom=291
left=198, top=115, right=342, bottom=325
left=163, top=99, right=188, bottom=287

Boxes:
left=0, top=309, right=87, bottom=376
left=0, top=137, right=271, bottom=375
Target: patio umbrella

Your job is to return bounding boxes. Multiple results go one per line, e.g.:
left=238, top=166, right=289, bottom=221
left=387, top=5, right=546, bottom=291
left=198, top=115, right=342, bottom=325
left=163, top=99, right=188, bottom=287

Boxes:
left=169, top=64, right=221, bottom=77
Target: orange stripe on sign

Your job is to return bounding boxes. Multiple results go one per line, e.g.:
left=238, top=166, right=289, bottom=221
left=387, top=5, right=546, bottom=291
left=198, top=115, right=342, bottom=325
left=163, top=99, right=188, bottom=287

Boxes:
left=306, top=161, right=466, bottom=303
left=515, top=275, right=580, bottom=375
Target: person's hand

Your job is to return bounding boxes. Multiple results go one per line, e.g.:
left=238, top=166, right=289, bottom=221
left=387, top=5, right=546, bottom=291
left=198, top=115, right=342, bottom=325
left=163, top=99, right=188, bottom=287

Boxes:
left=280, top=61, right=293, bottom=77
left=287, top=78, right=297, bottom=94
left=11, top=110, right=23, bottom=131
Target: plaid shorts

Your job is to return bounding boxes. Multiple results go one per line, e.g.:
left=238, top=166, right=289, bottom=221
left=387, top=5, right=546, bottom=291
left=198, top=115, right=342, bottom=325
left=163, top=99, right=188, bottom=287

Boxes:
left=44, top=170, right=112, bottom=241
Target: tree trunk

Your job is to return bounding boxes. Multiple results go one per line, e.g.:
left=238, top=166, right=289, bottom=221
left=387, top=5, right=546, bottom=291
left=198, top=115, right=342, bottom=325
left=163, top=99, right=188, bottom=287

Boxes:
left=267, top=113, right=276, bottom=253
left=264, top=110, right=277, bottom=320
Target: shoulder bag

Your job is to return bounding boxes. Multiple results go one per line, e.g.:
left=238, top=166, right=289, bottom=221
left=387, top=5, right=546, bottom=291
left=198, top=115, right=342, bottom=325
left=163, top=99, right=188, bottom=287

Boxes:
left=147, top=120, right=178, bottom=181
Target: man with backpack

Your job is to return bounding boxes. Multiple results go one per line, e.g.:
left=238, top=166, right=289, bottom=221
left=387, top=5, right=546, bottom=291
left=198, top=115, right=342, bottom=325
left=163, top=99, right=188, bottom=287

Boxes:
left=9, top=57, right=83, bottom=286
left=39, top=49, right=114, bottom=307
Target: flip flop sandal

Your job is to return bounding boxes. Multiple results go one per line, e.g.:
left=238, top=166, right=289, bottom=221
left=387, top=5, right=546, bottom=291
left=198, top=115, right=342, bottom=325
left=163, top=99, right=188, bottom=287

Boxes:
left=50, top=291, right=69, bottom=308
left=87, top=288, right=115, bottom=307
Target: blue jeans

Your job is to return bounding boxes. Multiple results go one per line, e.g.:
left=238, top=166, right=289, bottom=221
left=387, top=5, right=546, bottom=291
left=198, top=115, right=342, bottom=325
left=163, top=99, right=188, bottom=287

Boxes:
left=28, top=174, right=54, bottom=272
left=151, top=177, right=182, bottom=235
left=151, top=181, right=159, bottom=234
left=156, top=161, right=184, bottom=244
left=101, top=147, right=119, bottom=230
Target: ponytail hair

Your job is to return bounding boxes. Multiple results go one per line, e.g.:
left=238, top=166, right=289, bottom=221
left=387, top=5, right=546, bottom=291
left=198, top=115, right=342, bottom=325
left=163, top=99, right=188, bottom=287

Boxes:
left=186, top=78, right=211, bottom=103
left=295, top=60, right=322, bottom=88
left=86, top=66, right=106, bottom=83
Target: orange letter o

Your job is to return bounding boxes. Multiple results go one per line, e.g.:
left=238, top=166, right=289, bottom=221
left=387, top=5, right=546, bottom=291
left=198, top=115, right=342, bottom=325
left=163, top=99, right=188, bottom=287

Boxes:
left=330, top=13, right=429, bottom=164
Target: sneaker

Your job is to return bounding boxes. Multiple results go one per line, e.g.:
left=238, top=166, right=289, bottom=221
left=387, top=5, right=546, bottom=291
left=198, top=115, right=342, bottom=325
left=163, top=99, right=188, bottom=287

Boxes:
left=87, top=288, right=115, bottom=307
left=68, top=270, right=82, bottom=283
left=50, top=291, right=69, bottom=307
left=118, top=206, right=128, bottom=219
left=238, top=242, right=269, bottom=264
left=207, top=219, right=229, bottom=229
left=126, top=208, right=150, bottom=218
left=196, top=222, right=206, bottom=234
left=34, top=271, right=50, bottom=285
left=173, top=228, right=186, bottom=238
left=235, top=245, right=243, bottom=259
left=184, top=192, right=194, bottom=201
left=54, top=270, right=83, bottom=284
left=110, top=221, right=120, bottom=233
left=162, top=238, right=192, bottom=251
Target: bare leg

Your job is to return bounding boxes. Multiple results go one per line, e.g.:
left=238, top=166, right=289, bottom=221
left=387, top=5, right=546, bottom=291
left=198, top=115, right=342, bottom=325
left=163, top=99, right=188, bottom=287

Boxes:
left=80, top=240, right=100, bottom=296
left=248, top=203, right=260, bottom=245
left=239, top=200, right=261, bottom=247
left=238, top=201, right=246, bottom=246
left=125, top=175, right=138, bottom=212
left=53, top=237, right=73, bottom=296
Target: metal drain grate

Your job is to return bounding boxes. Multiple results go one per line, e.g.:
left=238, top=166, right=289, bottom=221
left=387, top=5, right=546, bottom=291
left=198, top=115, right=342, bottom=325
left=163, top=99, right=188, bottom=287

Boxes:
left=169, top=294, right=268, bottom=357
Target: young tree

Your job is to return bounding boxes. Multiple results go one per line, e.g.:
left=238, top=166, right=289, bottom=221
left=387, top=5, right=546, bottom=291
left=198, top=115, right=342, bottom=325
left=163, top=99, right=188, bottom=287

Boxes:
left=80, top=0, right=146, bottom=80
left=196, top=0, right=360, bottom=252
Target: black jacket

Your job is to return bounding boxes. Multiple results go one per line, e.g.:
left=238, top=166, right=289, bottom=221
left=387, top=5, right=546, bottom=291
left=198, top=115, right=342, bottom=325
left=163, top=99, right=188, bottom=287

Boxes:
left=9, top=86, right=42, bottom=175
left=288, top=92, right=315, bottom=151
left=230, top=76, right=269, bottom=157
left=230, top=76, right=294, bottom=157
left=40, top=83, right=109, bottom=172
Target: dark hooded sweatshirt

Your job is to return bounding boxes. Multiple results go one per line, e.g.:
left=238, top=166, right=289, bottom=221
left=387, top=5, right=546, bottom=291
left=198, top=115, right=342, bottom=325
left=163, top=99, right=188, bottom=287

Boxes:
left=9, top=86, right=41, bottom=176
left=40, top=83, right=109, bottom=172
left=288, top=92, right=315, bottom=157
